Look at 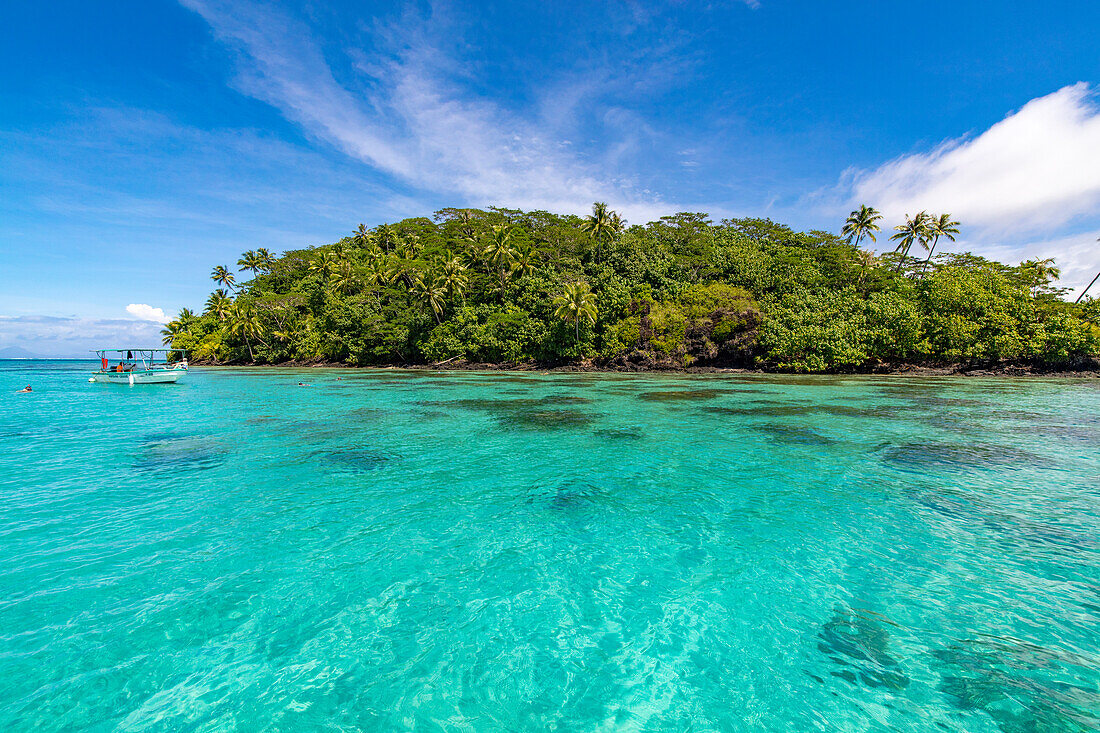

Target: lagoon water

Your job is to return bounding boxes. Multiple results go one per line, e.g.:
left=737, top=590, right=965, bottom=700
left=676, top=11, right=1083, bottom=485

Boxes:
left=0, top=360, right=1097, bottom=731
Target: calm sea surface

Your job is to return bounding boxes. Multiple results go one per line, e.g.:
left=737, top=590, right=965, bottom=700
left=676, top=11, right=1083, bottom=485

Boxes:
left=0, top=360, right=1097, bottom=731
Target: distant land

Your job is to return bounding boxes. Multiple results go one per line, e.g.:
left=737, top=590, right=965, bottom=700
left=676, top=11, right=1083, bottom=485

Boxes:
left=0, top=346, right=41, bottom=359
left=0, top=346, right=88, bottom=359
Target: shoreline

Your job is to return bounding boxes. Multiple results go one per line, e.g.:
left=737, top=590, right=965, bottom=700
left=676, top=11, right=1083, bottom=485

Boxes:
left=190, top=358, right=1100, bottom=378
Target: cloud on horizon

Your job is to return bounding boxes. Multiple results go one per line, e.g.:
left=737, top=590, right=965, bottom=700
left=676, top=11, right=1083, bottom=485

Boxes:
left=0, top=315, right=165, bottom=357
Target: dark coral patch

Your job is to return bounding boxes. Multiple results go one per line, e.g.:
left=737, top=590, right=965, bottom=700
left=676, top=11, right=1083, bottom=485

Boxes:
left=882, top=442, right=1044, bottom=471
left=756, top=423, right=834, bottom=445
left=592, top=428, right=644, bottom=440
left=322, top=448, right=394, bottom=473
left=637, top=389, right=724, bottom=402
left=817, top=610, right=910, bottom=691
left=135, top=436, right=227, bottom=473
left=498, top=408, right=594, bottom=430
left=417, top=396, right=596, bottom=431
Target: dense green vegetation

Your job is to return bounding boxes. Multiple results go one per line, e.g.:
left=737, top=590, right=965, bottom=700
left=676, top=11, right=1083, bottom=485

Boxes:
left=164, top=206, right=1100, bottom=372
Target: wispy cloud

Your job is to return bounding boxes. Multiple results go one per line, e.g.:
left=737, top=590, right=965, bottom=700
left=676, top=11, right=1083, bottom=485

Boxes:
left=178, top=0, right=681, bottom=222
left=842, top=83, right=1100, bottom=235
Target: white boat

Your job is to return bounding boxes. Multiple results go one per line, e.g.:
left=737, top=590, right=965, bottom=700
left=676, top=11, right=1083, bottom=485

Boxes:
left=89, top=348, right=188, bottom=384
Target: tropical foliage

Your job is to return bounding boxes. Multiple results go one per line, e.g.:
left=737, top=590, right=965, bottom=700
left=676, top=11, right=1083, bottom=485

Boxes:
left=165, top=205, right=1100, bottom=372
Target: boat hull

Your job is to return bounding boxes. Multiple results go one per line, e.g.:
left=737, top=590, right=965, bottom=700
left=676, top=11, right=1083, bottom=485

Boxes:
left=90, top=368, right=187, bottom=384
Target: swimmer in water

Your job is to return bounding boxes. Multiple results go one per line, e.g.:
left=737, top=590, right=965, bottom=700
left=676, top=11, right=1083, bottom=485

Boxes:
left=17, top=385, right=31, bottom=393
left=297, top=382, right=310, bottom=386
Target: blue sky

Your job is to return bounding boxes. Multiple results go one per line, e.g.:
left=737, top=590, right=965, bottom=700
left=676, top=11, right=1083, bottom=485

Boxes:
left=2, top=0, right=1099, bottom=355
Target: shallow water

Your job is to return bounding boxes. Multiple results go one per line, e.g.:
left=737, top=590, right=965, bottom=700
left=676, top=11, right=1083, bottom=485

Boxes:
left=1, top=361, right=1098, bottom=731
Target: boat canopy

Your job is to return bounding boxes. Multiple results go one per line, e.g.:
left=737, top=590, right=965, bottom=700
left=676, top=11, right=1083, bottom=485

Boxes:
left=93, top=352, right=185, bottom=356
left=93, top=348, right=187, bottom=356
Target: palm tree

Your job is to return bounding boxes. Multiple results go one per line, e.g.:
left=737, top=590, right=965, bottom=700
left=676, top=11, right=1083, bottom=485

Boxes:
left=582, top=202, right=616, bottom=263
left=413, top=274, right=447, bottom=324
left=1017, top=258, right=1060, bottom=295
left=211, top=265, right=236, bottom=290
left=841, top=205, right=883, bottom=247
left=237, top=250, right=264, bottom=276
left=440, top=253, right=469, bottom=301
left=920, top=214, right=960, bottom=274
left=483, top=225, right=516, bottom=298
left=553, top=280, right=598, bottom=344
left=889, top=212, right=931, bottom=273
left=329, top=263, right=357, bottom=295
left=160, top=320, right=182, bottom=346
left=610, top=212, right=627, bottom=237
left=353, top=223, right=374, bottom=249
left=255, top=248, right=276, bottom=271
left=309, top=250, right=339, bottom=280
left=376, top=224, right=399, bottom=253
left=204, top=289, right=232, bottom=321
left=397, top=234, right=421, bottom=259
left=511, top=244, right=537, bottom=279
left=177, top=307, right=196, bottom=323
left=457, top=209, right=475, bottom=238
left=226, top=303, right=263, bottom=361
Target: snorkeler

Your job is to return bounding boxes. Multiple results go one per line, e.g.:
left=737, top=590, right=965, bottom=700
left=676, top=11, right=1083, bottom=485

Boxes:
left=16, top=385, right=31, bottom=393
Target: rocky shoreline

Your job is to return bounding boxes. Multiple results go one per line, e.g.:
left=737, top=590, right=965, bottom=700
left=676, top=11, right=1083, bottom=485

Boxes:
left=190, top=356, right=1100, bottom=377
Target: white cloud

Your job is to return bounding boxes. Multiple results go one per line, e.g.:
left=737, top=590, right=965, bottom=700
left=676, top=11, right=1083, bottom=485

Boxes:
left=845, top=83, right=1100, bottom=235
left=126, top=304, right=168, bottom=323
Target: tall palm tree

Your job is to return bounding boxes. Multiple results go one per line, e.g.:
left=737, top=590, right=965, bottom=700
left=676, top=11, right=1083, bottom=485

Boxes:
left=889, top=212, right=931, bottom=273
left=376, top=224, right=399, bottom=253
left=413, top=274, right=447, bottom=324
left=440, top=253, right=469, bottom=301
left=204, top=289, right=232, bottom=321
left=553, top=280, right=598, bottom=344
left=841, top=205, right=883, bottom=247
left=920, top=214, right=960, bottom=274
left=582, top=202, right=616, bottom=263
left=211, top=265, right=236, bottom=290
left=457, top=209, right=475, bottom=238
left=226, top=303, right=263, bottom=361
left=483, top=225, right=516, bottom=298
left=177, top=307, right=196, bottom=323
left=237, top=250, right=265, bottom=276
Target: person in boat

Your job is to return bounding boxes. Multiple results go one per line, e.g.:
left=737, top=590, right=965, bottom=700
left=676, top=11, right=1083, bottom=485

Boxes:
left=17, top=385, right=31, bottom=393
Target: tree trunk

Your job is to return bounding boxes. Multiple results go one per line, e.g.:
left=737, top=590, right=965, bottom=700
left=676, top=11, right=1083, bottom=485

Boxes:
left=919, top=236, right=939, bottom=277
left=1073, top=269, right=1100, bottom=301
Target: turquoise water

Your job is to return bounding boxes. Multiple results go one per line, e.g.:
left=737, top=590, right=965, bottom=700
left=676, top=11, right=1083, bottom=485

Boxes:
left=1, top=361, right=1098, bottom=731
